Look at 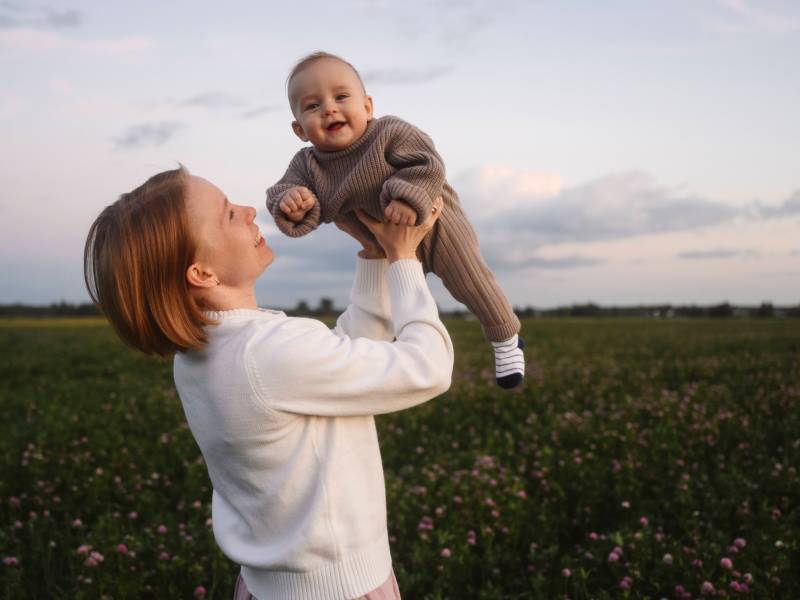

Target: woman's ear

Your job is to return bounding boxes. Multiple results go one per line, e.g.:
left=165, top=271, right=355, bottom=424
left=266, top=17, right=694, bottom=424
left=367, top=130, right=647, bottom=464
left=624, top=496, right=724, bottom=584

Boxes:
left=291, top=121, right=308, bottom=142
left=186, top=263, right=219, bottom=289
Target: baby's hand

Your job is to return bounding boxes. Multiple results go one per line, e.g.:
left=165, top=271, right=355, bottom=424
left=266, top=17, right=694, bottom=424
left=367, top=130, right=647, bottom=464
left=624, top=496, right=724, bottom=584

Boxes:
left=384, top=199, right=417, bottom=226
left=280, top=186, right=315, bottom=223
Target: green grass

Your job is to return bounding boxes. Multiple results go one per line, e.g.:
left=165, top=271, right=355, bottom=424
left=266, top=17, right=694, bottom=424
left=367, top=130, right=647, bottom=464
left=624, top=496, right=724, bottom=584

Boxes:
left=1, top=318, right=798, bottom=598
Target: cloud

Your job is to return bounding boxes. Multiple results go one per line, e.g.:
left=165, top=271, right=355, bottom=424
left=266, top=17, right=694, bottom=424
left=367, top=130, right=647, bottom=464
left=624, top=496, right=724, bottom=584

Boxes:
left=0, top=27, right=154, bottom=52
left=362, top=65, right=453, bottom=85
left=715, top=0, right=800, bottom=33
left=180, top=92, right=245, bottom=109
left=448, top=168, right=800, bottom=273
left=44, top=9, right=80, bottom=28
left=136, top=94, right=278, bottom=119
left=454, top=166, right=562, bottom=215
left=359, top=0, right=509, bottom=45
left=482, top=250, right=604, bottom=271
left=439, top=8, right=493, bottom=44
left=114, top=121, right=183, bottom=150
left=241, top=104, right=283, bottom=119
left=0, top=3, right=82, bottom=29
left=462, top=170, right=739, bottom=245
left=755, top=190, right=800, bottom=218
left=263, top=167, right=796, bottom=279
left=676, top=248, right=760, bottom=260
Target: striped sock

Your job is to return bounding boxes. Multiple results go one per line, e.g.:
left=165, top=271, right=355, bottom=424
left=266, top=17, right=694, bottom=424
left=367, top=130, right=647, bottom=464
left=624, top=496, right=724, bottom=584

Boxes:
left=491, top=334, right=525, bottom=389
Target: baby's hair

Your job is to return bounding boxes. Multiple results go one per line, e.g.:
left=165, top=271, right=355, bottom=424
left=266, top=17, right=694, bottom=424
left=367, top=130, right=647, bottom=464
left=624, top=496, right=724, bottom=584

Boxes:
left=286, top=51, right=366, bottom=105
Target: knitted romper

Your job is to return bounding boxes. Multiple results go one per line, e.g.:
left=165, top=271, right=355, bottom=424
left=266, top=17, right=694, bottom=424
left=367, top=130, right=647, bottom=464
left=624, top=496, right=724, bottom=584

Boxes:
left=267, top=115, right=520, bottom=342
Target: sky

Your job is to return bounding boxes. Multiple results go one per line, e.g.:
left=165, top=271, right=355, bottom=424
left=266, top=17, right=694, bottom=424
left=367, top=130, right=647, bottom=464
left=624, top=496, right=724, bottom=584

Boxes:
left=0, top=0, right=798, bottom=310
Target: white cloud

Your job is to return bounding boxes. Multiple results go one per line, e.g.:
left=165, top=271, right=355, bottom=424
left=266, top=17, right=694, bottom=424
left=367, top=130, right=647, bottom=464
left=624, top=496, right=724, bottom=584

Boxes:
left=180, top=92, right=245, bottom=109
left=450, top=166, right=800, bottom=275
left=462, top=169, right=738, bottom=244
left=362, top=65, right=454, bottom=85
left=452, top=165, right=562, bottom=219
left=676, top=248, right=760, bottom=260
left=0, top=27, right=154, bottom=53
left=715, top=0, right=800, bottom=33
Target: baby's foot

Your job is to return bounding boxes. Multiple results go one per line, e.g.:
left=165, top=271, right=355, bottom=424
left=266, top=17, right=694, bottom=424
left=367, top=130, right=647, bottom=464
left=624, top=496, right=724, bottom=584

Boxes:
left=491, top=334, right=525, bottom=389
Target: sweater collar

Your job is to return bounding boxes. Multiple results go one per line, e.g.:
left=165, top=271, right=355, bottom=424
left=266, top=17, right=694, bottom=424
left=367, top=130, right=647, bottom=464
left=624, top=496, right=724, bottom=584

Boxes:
left=310, top=116, right=382, bottom=162
left=202, top=308, right=284, bottom=320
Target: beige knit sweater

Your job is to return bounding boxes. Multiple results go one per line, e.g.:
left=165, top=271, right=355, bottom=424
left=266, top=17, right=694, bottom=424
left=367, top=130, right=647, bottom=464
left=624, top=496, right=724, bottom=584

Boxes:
left=267, top=115, right=454, bottom=238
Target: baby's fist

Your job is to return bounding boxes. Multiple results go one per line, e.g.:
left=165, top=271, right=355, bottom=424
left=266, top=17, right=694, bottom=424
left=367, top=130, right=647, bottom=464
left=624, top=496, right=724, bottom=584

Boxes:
left=384, top=199, right=417, bottom=226
left=280, top=186, right=315, bottom=222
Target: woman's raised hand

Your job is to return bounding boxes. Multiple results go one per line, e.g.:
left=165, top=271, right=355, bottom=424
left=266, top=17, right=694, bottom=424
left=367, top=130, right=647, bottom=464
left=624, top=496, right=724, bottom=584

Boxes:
left=354, top=196, right=443, bottom=263
left=334, top=214, right=385, bottom=259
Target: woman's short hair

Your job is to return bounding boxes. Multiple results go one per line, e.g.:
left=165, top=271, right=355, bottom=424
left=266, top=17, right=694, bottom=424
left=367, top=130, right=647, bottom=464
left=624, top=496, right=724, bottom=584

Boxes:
left=84, top=166, right=214, bottom=356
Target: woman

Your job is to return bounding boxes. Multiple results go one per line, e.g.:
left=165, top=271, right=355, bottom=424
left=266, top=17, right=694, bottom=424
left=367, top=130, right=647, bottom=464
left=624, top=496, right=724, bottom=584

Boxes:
left=84, top=166, right=452, bottom=600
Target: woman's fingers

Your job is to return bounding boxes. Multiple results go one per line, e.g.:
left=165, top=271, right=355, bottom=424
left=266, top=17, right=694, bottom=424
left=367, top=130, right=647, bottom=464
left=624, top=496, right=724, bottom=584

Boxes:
left=354, top=208, right=381, bottom=230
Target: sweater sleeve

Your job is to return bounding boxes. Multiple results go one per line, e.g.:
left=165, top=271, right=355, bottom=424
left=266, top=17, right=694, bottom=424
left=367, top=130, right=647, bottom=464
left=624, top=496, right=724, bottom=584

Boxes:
left=266, top=150, right=323, bottom=238
left=332, top=257, right=394, bottom=342
left=248, top=260, right=453, bottom=417
left=379, top=124, right=446, bottom=225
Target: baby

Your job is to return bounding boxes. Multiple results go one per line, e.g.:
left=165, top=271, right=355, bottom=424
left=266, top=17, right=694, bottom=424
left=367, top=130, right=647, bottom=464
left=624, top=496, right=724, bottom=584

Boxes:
left=267, top=51, right=525, bottom=389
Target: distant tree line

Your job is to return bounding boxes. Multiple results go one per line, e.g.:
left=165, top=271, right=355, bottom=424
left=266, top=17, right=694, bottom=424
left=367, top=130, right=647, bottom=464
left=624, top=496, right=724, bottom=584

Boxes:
left=508, top=301, right=800, bottom=318
left=448, top=301, right=800, bottom=319
left=1, top=300, right=798, bottom=319
left=0, top=302, right=100, bottom=317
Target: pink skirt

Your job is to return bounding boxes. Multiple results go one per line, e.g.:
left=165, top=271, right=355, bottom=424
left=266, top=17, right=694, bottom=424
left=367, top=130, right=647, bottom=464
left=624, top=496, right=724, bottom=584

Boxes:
left=233, top=568, right=401, bottom=600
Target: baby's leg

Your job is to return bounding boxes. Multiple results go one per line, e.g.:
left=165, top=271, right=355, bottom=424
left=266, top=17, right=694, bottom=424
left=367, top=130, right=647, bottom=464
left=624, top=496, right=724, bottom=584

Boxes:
left=420, top=206, right=525, bottom=388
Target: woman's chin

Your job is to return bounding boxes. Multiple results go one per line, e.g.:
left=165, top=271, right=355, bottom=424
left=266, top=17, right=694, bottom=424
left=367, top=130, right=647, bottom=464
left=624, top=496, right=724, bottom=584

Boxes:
left=255, top=251, right=275, bottom=278
left=263, top=248, right=275, bottom=268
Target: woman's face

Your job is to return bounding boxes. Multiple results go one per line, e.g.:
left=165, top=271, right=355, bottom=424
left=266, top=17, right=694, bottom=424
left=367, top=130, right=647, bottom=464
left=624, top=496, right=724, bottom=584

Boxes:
left=185, top=175, right=274, bottom=289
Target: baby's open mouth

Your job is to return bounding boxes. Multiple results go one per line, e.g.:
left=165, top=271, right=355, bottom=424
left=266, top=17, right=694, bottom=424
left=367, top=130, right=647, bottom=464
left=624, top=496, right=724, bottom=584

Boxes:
left=327, top=121, right=346, bottom=131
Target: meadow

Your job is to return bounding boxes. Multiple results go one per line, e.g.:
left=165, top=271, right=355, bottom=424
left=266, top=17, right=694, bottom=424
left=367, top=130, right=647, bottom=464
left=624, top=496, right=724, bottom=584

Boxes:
left=0, top=317, right=798, bottom=599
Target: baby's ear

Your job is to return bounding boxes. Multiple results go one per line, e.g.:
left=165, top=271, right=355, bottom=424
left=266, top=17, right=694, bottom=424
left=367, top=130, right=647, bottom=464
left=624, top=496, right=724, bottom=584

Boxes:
left=291, top=121, right=308, bottom=142
left=364, top=95, right=374, bottom=120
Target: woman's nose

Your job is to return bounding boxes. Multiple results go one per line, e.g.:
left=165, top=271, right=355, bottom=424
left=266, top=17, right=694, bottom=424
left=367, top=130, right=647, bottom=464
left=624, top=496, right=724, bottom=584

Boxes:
left=246, top=206, right=256, bottom=222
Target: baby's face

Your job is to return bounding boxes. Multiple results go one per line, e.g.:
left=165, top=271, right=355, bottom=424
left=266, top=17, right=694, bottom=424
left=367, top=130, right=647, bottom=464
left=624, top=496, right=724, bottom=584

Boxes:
left=289, top=58, right=373, bottom=152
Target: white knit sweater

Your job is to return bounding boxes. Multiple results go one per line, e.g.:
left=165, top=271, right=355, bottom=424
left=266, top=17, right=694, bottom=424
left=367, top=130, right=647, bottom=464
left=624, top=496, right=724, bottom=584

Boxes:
left=173, top=258, right=454, bottom=600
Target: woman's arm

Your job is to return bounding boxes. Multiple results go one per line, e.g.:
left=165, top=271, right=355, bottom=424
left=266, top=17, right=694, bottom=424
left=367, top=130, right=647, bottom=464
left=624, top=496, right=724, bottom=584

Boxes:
left=332, top=256, right=394, bottom=342
left=249, top=199, right=450, bottom=417
left=330, top=215, right=393, bottom=341
left=248, top=258, right=452, bottom=417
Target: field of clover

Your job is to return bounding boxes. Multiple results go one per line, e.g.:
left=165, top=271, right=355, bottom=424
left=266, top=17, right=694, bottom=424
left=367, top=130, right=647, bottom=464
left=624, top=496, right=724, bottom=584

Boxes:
left=1, top=316, right=798, bottom=599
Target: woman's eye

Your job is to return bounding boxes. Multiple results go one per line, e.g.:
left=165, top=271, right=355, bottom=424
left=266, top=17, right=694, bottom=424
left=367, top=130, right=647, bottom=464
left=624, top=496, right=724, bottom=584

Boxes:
left=229, top=209, right=235, bottom=221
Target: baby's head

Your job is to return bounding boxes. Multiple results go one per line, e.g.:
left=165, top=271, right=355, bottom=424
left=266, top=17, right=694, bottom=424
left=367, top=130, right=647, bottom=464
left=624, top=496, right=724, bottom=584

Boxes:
left=287, top=52, right=373, bottom=152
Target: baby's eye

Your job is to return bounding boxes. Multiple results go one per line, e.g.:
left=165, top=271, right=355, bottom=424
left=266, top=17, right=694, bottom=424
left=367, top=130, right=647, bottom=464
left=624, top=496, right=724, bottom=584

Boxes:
left=304, top=102, right=319, bottom=111
left=336, top=94, right=349, bottom=100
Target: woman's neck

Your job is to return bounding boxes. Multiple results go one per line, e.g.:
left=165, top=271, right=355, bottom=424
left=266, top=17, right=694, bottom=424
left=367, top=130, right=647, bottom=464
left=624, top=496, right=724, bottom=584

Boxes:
left=200, top=286, right=260, bottom=312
